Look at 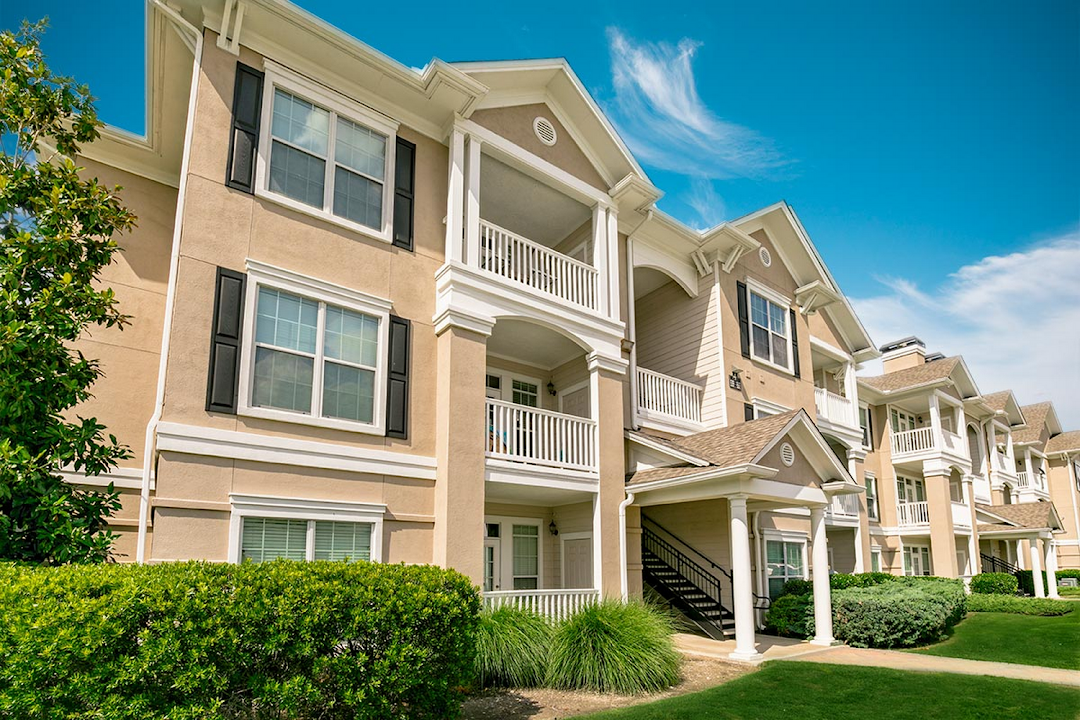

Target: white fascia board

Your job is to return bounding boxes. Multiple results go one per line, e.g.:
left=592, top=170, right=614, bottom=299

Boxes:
left=156, top=422, right=437, bottom=480
left=624, top=431, right=711, bottom=467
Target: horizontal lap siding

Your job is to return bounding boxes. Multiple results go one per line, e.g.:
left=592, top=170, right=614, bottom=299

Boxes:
left=635, top=274, right=725, bottom=427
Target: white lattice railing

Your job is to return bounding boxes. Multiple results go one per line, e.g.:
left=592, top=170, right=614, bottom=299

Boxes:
left=828, top=493, right=861, bottom=517
left=479, top=220, right=598, bottom=310
left=951, top=501, right=972, bottom=528
left=890, top=426, right=935, bottom=456
left=636, top=367, right=704, bottom=425
left=484, top=589, right=599, bottom=622
left=814, top=387, right=856, bottom=427
left=486, top=398, right=597, bottom=472
left=897, top=500, right=930, bottom=526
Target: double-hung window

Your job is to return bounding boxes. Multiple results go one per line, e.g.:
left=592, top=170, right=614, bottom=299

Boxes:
left=747, top=284, right=792, bottom=371
left=258, top=62, right=397, bottom=242
left=512, top=524, right=540, bottom=590
left=859, top=403, right=872, bottom=448
left=865, top=475, right=879, bottom=521
left=240, top=262, right=391, bottom=434
left=765, top=537, right=806, bottom=598
left=240, top=517, right=374, bottom=562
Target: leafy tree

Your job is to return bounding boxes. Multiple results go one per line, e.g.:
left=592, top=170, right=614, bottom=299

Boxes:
left=0, top=20, right=136, bottom=563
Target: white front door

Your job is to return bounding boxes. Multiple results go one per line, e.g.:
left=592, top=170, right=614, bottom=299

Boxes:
left=484, top=538, right=501, bottom=591
left=563, top=536, right=593, bottom=589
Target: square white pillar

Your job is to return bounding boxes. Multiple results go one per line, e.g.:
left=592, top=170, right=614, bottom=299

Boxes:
left=1029, top=538, right=1045, bottom=598
left=810, top=506, right=835, bottom=645
left=463, top=134, right=481, bottom=265
left=728, top=495, right=761, bottom=661
left=444, top=127, right=465, bottom=263
left=1044, top=540, right=1059, bottom=599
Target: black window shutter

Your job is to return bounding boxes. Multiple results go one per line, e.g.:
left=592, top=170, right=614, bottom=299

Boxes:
left=744, top=403, right=755, bottom=422
left=206, top=268, right=246, bottom=413
left=867, top=407, right=874, bottom=450
left=226, top=62, right=264, bottom=193
left=789, top=308, right=801, bottom=378
left=385, top=315, right=411, bottom=438
left=736, top=281, right=750, bottom=359
left=392, top=137, right=416, bottom=251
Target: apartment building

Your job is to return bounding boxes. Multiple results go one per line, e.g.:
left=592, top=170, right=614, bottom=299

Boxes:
left=1018, top=403, right=1080, bottom=573
left=61, top=0, right=1074, bottom=660
left=855, top=340, right=1065, bottom=597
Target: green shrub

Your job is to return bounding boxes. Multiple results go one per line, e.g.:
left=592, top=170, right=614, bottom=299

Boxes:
left=970, top=572, right=1019, bottom=595
left=780, top=578, right=813, bottom=596
left=817, top=577, right=966, bottom=648
left=967, top=593, right=1075, bottom=616
left=780, top=573, right=895, bottom=598
left=763, top=594, right=812, bottom=638
left=0, top=560, right=480, bottom=719
left=545, top=600, right=680, bottom=694
left=1017, top=568, right=1080, bottom=595
left=474, top=606, right=552, bottom=688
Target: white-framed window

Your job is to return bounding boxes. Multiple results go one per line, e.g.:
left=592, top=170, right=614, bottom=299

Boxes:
left=870, top=546, right=882, bottom=573
left=890, top=407, right=920, bottom=433
left=255, top=61, right=399, bottom=243
left=238, top=261, right=392, bottom=435
left=897, top=476, right=926, bottom=504
left=751, top=397, right=790, bottom=419
left=865, top=474, right=879, bottom=521
left=228, top=494, right=385, bottom=563
left=904, top=545, right=932, bottom=576
left=746, top=281, right=793, bottom=373
left=764, top=534, right=807, bottom=598
left=485, top=369, right=543, bottom=408
left=859, top=403, right=872, bottom=448
left=485, top=515, right=545, bottom=591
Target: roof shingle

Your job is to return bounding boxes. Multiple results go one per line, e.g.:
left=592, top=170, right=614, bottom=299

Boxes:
left=859, top=356, right=960, bottom=394
left=1046, top=430, right=1080, bottom=455
left=1013, top=402, right=1052, bottom=445
left=976, top=502, right=1059, bottom=530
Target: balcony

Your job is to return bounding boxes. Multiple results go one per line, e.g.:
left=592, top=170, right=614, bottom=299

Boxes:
left=890, top=426, right=967, bottom=466
left=897, top=501, right=930, bottom=527
left=1016, top=470, right=1030, bottom=487
left=483, top=588, right=600, bottom=622
left=826, top=492, right=861, bottom=525
left=486, top=398, right=597, bottom=473
left=479, top=219, right=599, bottom=312
left=815, top=387, right=856, bottom=428
left=635, top=367, right=704, bottom=433
left=951, top=501, right=972, bottom=529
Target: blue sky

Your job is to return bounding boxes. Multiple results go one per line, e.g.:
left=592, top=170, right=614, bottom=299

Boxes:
left=4, top=0, right=1079, bottom=422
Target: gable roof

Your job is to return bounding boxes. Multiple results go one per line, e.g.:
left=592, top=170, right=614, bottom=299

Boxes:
left=1046, top=430, right=1080, bottom=455
left=1013, top=402, right=1060, bottom=445
left=975, top=502, right=1062, bottom=531
left=859, top=356, right=965, bottom=394
left=627, top=410, right=851, bottom=487
left=981, top=390, right=1026, bottom=427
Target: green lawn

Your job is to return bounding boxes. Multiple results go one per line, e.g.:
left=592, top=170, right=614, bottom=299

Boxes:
left=1060, top=586, right=1080, bottom=598
left=573, top=662, right=1080, bottom=719
left=912, top=610, right=1080, bottom=670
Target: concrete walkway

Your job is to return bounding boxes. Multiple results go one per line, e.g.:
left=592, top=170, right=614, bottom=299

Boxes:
left=674, top=633, right=1080, bottom=687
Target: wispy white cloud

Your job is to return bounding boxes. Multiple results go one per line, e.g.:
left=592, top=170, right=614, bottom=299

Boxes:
left=605, top=28, right=787, bottom=185
left=853, top=232, right=1080, bottom=428
left=686, top=177, right=727, bottom=230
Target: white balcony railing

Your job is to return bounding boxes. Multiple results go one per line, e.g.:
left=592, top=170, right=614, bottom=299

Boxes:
left=484, top=588, right=599, bottom=622
left=479, top=220, right=599, bottom=310
left=1016, top=471, right=1029, bottom=487
left=814, top=387, right=856, bottom=427
left=486, top=398, right=597, bottom=472
left=890, top=427, right=935, bottom=456
left=636, top=367, right=704, bottom=425
left=951, top=501, right=972, bottom=528
left=828, top=493, right=861, bottom=518
left=897, top=500, right=930, bottom=526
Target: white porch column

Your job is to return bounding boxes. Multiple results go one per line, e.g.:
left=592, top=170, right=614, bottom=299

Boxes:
left=1029, top=538, right=1045, bottom=598
left=444, top=126, right=465, bottom=263
left=848, top=456, right=865, bottom=573
left=463, top=134, right=482, bottom=265
left=810, top=507, right=835, bottom=646
left=728, top=495, right=761, bottom=661
left=928, top=394, right=943, bottom=450
left=606, top=206, right=620, bottom=321
left=1045, top=539, right=1059, bottom=599
left=843, top=363, right=859, bottom=425
left=592, top=204, right=609, bottom=316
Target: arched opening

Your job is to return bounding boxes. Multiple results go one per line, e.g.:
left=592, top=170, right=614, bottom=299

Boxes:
left=967, top=424, right=983, bottom=474
left=1002, top=483, right=1013, bottom=505
left=948, top=468, right=965, bottom=504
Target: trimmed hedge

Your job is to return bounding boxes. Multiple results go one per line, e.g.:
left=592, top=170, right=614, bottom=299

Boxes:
left=967, top=593, right=1075, bottom=616
left=475, top=606, right=552, bottom=688
left=763, top=594, right=812, bottom=637
left=545, top=600, right=681, bottom=694
left=779, top=572, right=896, bottom=598
left=0, top=560, right=481, bottom=719
left=812, top=577, right=967, bottom=648
left=970, top=572, right=1019, bottom=595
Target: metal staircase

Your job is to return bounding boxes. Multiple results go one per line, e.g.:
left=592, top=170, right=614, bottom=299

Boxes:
left=980, top=552, right=1020, bottom=575
left=641, top=516, right=740, bottom=639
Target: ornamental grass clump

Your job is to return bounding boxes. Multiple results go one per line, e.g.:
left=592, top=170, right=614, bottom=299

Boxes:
left=545, top=600, right=681, bottom=694
left=474, top=606, right=552, bottom=688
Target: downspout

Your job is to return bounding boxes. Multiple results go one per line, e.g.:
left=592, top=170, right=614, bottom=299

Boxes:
left=136, top=0, right=204, bottom=563
left=619, top=492, right=636, bottom=601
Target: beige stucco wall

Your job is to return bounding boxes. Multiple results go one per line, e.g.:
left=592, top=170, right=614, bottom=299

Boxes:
left=1049, top=455, right=1080, bottom=569
left=469, top=103, right=608, bottom=191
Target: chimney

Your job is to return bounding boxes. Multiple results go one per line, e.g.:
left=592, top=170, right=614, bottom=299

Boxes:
left=879, top=336, right=926, bottom=374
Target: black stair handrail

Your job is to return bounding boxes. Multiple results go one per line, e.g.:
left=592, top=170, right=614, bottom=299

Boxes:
left=980, top=552, right=1019, bottom=575
left=642, top=525, right=728, bottom=614
left=643, top=514, right=771, bottom=610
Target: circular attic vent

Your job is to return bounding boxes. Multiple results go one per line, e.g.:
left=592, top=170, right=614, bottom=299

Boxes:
left=759, top=247, right=773, bottom=267
left=780, top=442, right=796, bottom=467
left=533, top=116, right=558, bottom=146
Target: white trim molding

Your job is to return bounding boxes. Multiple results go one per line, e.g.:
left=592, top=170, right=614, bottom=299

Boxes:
left=60, top=466, right=149, bottom=490
left=156, top=422, right=437, bottom=480
left=227, top=493, right=387, bottom=563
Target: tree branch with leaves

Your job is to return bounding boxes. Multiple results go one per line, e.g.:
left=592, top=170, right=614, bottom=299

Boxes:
left=0, top=20, right=137, bottom=563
